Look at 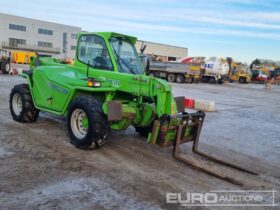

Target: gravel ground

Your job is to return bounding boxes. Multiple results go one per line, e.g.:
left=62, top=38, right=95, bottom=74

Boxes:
left=0, top=74, right=279, bottom=209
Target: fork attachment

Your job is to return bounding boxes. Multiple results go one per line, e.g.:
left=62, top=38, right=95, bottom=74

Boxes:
left=171, top=113, right=258, bottom=186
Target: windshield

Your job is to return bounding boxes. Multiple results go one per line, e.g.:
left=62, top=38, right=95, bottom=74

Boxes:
left=110, top=37, right=143, bottom=75
left=77, top=35, right=113, bottom=71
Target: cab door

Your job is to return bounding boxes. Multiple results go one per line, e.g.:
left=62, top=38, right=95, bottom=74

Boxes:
left=76, top=34, right=141, bottom=95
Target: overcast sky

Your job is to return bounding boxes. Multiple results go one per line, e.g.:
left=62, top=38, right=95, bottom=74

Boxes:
left=1, top=0, right=280, bottom=63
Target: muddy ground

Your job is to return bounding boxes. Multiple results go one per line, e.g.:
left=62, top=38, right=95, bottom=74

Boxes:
left=0, top=74, right=279, bottom=209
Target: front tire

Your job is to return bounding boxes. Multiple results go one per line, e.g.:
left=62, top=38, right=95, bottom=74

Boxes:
left=10, top=84, right=39, bottom=123
left=201, top=77, right=209, bottom=83
left=209, top=77, right=217, bottom=84
left=185, top=77, right=193, bottom=83
left=167, top=74, right=176, bottom=83
left=217, top=79, right=224, bottom=84
left=239, top=77, right=246, bottom=83
left=176, top=74, right=185, bottom=83
left=67, top=96, right=109, bottom=149
left=194, top=78, right=199, bottom=83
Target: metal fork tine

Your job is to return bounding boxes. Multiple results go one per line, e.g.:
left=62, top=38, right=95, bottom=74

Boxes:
left=172, top=122, right=258, bottom=186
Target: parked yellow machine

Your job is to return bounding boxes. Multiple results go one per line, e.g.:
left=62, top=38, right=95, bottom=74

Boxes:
left=185, top=64, right=201, bottom=83
left=230, top=63, right=252, bottom=83
left=12, top=51, right=36, bottom=64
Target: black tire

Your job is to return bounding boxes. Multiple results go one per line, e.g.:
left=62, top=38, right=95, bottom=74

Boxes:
left=201, top=77, right=209, bottom=83
left=67, top=95, right=110, bottom=149
left=10, top=84, right=39, bottom=123
left=209, top=77, right=217, bottom=84
left=167, top=74, right=176, bottom=83
left=185, top=77, right=192, bottom=83
left=239, top=77, right=246, bottom=83
left=135, top=121, right=154, bottom=137
left=217, top=79, right=224, bottom=84
left=1, top=60, right=10, bottom=74
left=194, top=78, right=199, bottom=83
left=176, top=74, right=185, bottom=83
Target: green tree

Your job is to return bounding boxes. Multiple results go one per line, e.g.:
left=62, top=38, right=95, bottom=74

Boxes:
left=250, top=59, right=261, bottom=69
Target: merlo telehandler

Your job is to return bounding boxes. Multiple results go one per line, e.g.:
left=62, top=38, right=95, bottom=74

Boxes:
left=9, top=32, right=257, bottom=185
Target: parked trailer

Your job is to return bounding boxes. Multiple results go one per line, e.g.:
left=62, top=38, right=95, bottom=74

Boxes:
left=140, top=55, right=229, bottom=84
left=148, top=61, right=189, bottom=83
left=139, top=54, right=200, bottom=83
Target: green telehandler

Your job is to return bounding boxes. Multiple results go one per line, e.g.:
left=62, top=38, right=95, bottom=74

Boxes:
left=9, top=32, right=257, bottom=185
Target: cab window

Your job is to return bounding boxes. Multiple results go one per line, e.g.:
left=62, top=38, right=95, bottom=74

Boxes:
left=77, top=35, right=113, bottom=71
left=110, top=37, right=143, bottom=74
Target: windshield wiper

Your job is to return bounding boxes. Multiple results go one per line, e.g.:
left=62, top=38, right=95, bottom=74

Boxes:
left=111, top=43, right=137, bottom=75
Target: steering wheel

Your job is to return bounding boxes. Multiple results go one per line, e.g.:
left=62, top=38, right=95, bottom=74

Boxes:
left=93, top=56, right=107, bottom=69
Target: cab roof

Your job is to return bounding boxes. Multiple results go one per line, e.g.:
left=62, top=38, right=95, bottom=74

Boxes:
left=77, top=32, right=137, bottom=44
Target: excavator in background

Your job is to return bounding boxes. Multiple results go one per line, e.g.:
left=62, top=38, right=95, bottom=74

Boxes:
left=251, top=69, right=268, bottom=83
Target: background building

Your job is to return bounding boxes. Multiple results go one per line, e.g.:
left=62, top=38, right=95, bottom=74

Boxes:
left=135, top=40, right=188, bottom=61
left=0, top=13, right=81, bottom=59
left=0, top=13, right=188, bottom=61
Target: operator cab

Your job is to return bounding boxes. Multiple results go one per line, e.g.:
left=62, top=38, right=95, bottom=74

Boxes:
left=76, top=33, right=143, bottom=75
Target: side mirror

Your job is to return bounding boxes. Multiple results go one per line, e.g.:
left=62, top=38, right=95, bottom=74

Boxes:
left=140, top=45, right=147, bottom=54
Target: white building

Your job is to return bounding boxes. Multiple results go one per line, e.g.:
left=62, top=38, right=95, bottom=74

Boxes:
left=0, top=13, right=81, bottom=59
left=0, top=13, right=188, bottom=61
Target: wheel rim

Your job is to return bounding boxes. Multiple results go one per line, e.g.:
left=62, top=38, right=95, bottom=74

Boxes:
left=5, top=63, right=10, bottom=72
left=71, top=109, right=89, bottom=139
left=12, top=93, right=23, bottom=116
left=177, top=76, right=181, bottom=82
left=168, top=75, right=174, bottom=82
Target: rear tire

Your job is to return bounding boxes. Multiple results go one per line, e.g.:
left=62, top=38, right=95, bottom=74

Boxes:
left=239, top=77, right=246, bottom=83
left=176, top=74, right=185, bottom=83
left=201, top=77, right=209, bottom=83
left=67, top=95, right=110, bottom=149
left=10, top=84, right=39, bottom=123
left=167, top=74, right=176, bottom=83
left=217, top=79, right=224, bottom=84
left=185, top=77, right=192, bottom=83
left=209, top=77, right=217, bottom=84
left=1, top=61, right=10, bottom=74
left=194, top=78, right=199, bottom=83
